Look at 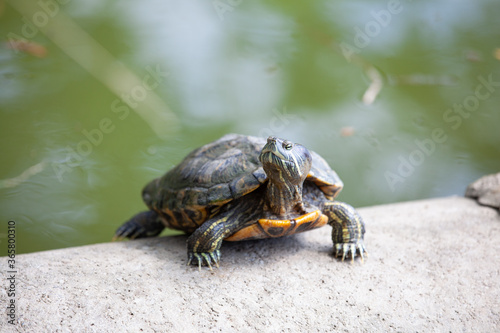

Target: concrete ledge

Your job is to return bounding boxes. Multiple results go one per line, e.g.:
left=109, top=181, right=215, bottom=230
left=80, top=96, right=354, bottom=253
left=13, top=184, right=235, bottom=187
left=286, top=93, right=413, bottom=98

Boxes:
left=2, top=196, right=500, bottom=332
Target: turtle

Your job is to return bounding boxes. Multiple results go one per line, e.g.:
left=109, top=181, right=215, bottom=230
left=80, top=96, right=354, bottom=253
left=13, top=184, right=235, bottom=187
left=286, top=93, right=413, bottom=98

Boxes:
left=114, top=134, right=366, bottom=269
left=465, top=172, right=500, bottom=212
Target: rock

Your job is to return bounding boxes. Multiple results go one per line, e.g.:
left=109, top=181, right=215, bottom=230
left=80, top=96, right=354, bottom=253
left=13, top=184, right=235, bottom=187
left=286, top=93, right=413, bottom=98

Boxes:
left=465, top=172, right=500, bottom=209
left=1, top=197, right=500, bottom=332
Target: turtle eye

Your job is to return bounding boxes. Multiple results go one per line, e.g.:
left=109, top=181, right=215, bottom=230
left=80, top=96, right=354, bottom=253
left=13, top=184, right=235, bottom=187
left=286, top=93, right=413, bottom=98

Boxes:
left=283, top=141, right=293, bottom=150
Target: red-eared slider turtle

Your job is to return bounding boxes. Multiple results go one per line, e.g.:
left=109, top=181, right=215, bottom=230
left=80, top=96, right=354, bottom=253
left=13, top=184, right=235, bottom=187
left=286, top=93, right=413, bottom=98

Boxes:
left=465, top=172, right=500, bottom=211
left=114, top=134, right=366, bottom=269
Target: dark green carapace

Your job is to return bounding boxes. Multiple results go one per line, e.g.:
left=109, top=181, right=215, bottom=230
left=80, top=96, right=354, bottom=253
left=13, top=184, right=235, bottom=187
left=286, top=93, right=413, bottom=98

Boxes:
left=114, top=134, right=366, bottom=269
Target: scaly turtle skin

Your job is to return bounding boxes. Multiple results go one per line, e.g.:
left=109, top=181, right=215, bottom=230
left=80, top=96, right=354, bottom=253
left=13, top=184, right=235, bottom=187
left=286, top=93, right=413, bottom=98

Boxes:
left=114, top=134, right=366, bottom=269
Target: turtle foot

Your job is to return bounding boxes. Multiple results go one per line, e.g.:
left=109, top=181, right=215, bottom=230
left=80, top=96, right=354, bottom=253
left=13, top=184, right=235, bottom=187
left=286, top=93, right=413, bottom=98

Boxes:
left=187, top=250, right=221, bottom=271
left=113, top=211, right=164, bottom=241
left=113, top=220, right=146, bottom=240
left=333, top=241, right=367, bottom=263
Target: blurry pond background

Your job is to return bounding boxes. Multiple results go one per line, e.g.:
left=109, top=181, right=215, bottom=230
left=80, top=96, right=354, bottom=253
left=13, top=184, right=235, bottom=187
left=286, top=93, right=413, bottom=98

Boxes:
left=1, top=0, right=499, bottom=254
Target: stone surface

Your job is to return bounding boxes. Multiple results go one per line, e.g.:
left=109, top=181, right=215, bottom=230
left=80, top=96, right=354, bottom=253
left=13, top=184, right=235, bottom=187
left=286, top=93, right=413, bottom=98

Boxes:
left=1, top=196, right=500, bottom=332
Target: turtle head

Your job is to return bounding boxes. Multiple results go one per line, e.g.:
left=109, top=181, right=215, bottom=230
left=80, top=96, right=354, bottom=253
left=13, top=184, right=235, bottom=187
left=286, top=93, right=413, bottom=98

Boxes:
left=259, top=136, right=312, bottom=186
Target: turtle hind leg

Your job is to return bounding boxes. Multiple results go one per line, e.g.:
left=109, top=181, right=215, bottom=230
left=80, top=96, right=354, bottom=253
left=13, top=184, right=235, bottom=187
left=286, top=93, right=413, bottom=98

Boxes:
left=113, top=210, right=165, bottom=241
left=323, top=201, right=367, bottom=262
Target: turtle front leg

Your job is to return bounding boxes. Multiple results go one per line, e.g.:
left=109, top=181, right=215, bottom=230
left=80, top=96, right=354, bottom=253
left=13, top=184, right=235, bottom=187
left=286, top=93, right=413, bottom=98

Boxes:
left=187, top=198, right=265, bottom=270
left=113, top=210, right=165, bottom=240
left=323, top=201, right=367, bottom=261
left=186, top=217, right=230, bottom=270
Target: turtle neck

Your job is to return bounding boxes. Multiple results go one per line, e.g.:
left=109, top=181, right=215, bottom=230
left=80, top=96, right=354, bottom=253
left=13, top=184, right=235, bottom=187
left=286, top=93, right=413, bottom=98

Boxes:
left=265, top=176, right=305, bottom=217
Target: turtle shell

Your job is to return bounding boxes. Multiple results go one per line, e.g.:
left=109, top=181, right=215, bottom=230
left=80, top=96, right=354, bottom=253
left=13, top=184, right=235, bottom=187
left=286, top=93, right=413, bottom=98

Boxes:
left=308, top=150, right=344, bottom=200
left=143, top=133, right=343, bottom=232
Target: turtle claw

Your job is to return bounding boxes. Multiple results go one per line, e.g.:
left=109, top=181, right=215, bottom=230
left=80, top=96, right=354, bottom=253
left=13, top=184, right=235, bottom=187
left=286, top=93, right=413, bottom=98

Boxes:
left=113, top=211, right=164, bottom=241
left=334, top=242, right=367, bottom=263
left=113, top=221, right=145, bottom=241
left=187, top=250, right=221, bottom=270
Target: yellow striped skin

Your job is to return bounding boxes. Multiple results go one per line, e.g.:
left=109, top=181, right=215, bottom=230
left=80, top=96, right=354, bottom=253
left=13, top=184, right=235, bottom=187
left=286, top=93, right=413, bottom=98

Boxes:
left=323, top=201, right=366, bottom=262
left=114, top=134, right=367, bottom=269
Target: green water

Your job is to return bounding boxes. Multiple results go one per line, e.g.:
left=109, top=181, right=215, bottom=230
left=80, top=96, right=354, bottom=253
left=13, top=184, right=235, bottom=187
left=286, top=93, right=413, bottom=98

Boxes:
left=1, top=0, right=499, bottom=254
